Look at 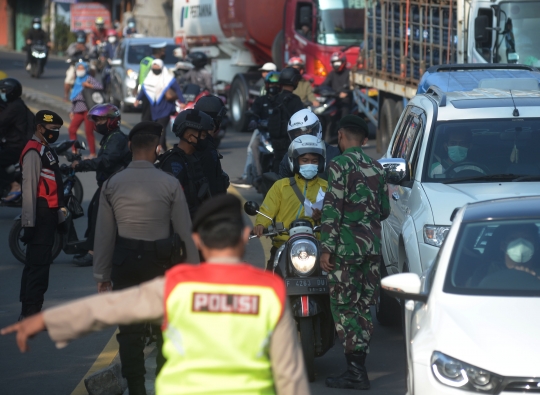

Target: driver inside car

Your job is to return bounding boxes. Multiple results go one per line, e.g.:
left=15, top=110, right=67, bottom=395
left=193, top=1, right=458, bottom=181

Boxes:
left=430, top=129, right=484, bottom=178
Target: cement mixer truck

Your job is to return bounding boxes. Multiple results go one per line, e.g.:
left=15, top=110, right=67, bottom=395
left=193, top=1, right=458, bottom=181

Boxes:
left=173, top=0, right=363, bottom=131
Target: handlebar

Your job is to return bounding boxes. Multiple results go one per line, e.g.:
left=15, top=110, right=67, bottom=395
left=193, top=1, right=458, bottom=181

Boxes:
left=249, top=228, right=289, bottom=240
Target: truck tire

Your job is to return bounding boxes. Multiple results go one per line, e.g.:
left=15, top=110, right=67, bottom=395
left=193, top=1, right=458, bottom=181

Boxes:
left=376, top=99, right=396, bottom=153
left=230, top=76, right=249, bottom=132
left=272, top=30, right=284, bottom=68
left=376, top=261, right=402, bottom=326
left=298, top=317, right=316, bottom=382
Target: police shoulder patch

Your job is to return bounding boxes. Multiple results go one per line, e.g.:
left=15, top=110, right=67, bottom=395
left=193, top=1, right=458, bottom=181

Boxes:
left=170, top=161, right=183, bottom=176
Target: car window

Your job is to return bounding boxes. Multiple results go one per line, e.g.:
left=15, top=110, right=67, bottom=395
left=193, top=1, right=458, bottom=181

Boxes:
left=424, top=118, right=540, bottom=182
left=126, top=44, right=177, bottom=65
left=444, top=219, right=540, bottom=296
left=390, top=106, right=412, bottom=158
left=393, top=110, right=423, bottom=162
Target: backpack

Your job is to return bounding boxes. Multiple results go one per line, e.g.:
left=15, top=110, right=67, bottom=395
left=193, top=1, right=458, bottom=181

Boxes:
left=267, top=95, right=292, bottom=140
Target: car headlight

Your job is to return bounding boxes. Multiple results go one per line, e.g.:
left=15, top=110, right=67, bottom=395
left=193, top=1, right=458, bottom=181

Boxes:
left=423, top=225, right=450, bottom=247
left=290, top=239, right=317, bottom=276
left=126, top=68, right=138, bottom=80
left=431, top=352, right=502, bottom=392
left=126, top=78, right=137, bottom=89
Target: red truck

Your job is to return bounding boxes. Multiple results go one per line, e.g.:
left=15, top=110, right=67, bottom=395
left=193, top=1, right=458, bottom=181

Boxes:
left=173, top=0, right=362, bottom=130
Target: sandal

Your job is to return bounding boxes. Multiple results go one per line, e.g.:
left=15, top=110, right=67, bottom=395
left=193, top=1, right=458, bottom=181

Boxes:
left=2, top=191, right=21, bottom=203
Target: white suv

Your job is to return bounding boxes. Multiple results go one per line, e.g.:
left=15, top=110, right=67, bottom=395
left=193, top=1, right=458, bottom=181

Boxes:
left=377, top=84, right=540, bottom=323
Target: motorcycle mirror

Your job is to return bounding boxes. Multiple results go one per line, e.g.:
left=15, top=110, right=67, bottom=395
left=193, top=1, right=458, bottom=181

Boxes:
left=244, top=201, right=260, bottom=216
left=74, top=140, right=88, bottom=150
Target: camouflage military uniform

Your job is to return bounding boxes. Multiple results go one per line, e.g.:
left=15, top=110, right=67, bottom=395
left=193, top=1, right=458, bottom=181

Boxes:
left=320, top=146, right=390, bottom=354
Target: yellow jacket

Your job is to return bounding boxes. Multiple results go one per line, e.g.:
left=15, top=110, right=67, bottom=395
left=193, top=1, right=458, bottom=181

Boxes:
left=255, top=174, right=328, bottom=247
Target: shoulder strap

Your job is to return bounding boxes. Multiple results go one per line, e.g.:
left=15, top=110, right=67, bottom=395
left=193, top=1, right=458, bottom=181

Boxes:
left=289, top=177, right=305, bottom=205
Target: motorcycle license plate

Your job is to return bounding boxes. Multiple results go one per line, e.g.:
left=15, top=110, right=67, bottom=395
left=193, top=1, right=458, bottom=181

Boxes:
left=285, top=276, right=328, bottom=295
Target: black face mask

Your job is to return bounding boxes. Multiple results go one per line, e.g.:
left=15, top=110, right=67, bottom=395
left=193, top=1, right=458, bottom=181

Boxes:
left=190, top=135, right=208, bottom=151
left=268, top=86, right=280, bottom=96
left=95, top=123, right=109, bottom=135
left=43, top=127, right=60, bottom=144
left=152, top=68, right=162, bottom=75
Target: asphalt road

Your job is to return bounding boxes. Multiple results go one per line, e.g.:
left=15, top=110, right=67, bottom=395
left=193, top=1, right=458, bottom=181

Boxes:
left=0, top=50, right=406, bottom=395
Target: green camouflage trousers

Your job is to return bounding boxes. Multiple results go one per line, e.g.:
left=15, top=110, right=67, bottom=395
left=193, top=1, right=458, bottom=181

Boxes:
left=328, top=255, right=381, bottom=354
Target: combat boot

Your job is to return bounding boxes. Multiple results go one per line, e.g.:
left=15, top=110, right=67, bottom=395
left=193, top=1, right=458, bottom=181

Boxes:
left=325, top=352, right=370, bottom=390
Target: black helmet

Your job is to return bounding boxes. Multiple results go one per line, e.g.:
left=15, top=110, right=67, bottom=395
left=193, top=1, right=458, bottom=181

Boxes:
left=32, top=17, right=41, bottom=25
left=0, top=78, right=22, bottom=102
left=188, top=51, right=208, bottom=68
left=172, top=109, right=214, bottom=138
left=194, top=95, right=227, bottom=128
left=278, top=67, right=302, bottom=87
left=76, top=30, right=87, bottom=43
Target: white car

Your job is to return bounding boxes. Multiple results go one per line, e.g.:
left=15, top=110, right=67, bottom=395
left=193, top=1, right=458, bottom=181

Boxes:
left=376, top=72, right=540, bottom=324
left=382, top=196, right=540, bottom=394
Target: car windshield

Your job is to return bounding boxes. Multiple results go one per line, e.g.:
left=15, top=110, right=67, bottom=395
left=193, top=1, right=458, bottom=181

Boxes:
left=497, top=2, right=540, bottom=66
left=315, top=0, right=364, bottom=46
left=126, top=44, right=177, bottom=65
left=444, top=219, right=540, bottom=296
left=423, top=118, right=540, bottom=183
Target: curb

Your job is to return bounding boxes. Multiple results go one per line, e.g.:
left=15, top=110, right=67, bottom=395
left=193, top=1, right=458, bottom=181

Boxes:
left=84, top=363, right=127, bottom=395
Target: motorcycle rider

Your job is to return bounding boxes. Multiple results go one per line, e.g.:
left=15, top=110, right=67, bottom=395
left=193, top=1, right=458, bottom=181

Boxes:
left=25, top=17, right=51, bottom=72
left=91, top=17, right=108, bottom=46
left=193, top=96, right=230, bottom=196
left=64, top=31, right=92, bottom=101
left=180, top=52, right=212, bottom=92
left=156, top=109, right=214, bottom=217
left=254, top=135, right=327, bottom=269
left=288, top=57, right=318, bottom=107
left=69, top=104, right=131, bottom=267
left=231, top=71, right=280, bottom=188
left=257, top=62, right=277, bottom=95
left=278, top=109, right=340, bottom=180
left=0, top=78, right=31, bottom=203
left=123, top=18, right=137, bottom=38
left=103, top=29, right=119, bottom=60
left=322, top=52, right=351, bottom=119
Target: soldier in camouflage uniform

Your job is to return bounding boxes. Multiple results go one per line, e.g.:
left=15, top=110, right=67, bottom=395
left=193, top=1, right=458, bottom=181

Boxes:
left=320, top=115, right=390, bottom=390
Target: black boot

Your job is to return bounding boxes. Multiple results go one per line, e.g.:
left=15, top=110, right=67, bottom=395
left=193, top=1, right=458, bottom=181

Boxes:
left=127, top=377, right=146, bottom=395
left=325, top=352, right=370, bottom=390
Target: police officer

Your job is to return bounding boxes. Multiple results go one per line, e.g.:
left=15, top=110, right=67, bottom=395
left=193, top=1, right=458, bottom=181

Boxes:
left=70, top=104, right=131, bottom=266
left=92, top=121, right=199, bottom=395
left=3, top=195, right=310, bottom=395
left=156, top=109, right=213, bottom=217
left=25, top=18, right=51, bottom=71
left=320, top=115, right=390, bottom=390
left=193, top=95, right=229, bottom=196
left=19, top=110, right=65, bottom=320
left=180, top=51, right=212, bottom=92
left=138, top=42, right=167, bottom=122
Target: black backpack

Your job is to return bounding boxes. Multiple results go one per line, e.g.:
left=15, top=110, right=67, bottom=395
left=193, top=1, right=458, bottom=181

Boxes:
left=267, top=95, right=292, bottom=140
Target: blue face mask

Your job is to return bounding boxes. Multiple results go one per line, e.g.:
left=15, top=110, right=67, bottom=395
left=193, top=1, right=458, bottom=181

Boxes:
left=33, top=23, right=41, bottom=30
left=299, top=164, right=318, bottom=179
left=448, top=145, right=468, bottom=163
left=0, top=93, right=6, bottom=102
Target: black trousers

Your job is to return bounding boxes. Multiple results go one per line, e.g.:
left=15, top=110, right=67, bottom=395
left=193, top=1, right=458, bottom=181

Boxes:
left=111, top=248, right=168, bottom=382
left=80, top=186, right=101, bottom=251
left=20, top=204, right=58, bottom=309
left=141, top=98, right=152, bottom=122
left=155, top=116, right=170, bottom=150
left=0, top=147, right=22, bottom=186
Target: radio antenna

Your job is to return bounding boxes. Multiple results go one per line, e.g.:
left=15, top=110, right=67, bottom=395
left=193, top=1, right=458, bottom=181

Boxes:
left=509, top=89, right=520, bottom=116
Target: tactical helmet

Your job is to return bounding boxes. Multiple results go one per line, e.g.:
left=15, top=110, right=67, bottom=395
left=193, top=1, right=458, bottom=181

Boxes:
left=287, top=135, right=326, bottom=174
left=330, top=52, right=347, bottom=72
left=0, top=78, right=22, bottom=102
left=287, top=109, right=322, bottom=141
left=172, top=109, right=214, bottom=138
left=188, top=51, right=208, bottom=68
left=87, top=104, right=121, bottom=132
left=194, top=95, right=227, bottom=128
left=278, top=67, right=302, bottom=87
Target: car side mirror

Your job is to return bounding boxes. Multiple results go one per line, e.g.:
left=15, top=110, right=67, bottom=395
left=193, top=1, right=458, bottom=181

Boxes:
left=378, top=158, right=410, bottom=185
left=381, top=273, right=428, bottom=303
left=244, top=201, right=260, bottom=216
left=474, top=15, right=489, bottom=43
left=110, top=59, right=122, bottom=66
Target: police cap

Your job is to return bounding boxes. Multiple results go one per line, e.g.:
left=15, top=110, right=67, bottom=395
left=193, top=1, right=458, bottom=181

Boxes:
left=128, top=121, right=162, bottom=141
left=338, top=115, right=368, bottom=135
left=35, top=110, right=63, bottom=126
left=192, top=194, right=244, bottom=232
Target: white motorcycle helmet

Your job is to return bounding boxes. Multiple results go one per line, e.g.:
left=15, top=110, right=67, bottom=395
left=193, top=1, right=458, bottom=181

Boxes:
left=287, top=109, right=322, bottom=141
left=287, top=135, right=327, bottom=174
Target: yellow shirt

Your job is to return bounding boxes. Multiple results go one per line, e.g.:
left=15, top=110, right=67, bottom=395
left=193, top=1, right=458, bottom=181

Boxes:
left=255, top=174, right=328, bottom=247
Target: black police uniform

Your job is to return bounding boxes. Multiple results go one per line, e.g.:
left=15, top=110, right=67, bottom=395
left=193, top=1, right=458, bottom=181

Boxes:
left=0, top=98, right=31, bottom=183
left=75, top=129, right=131, bottom=251
left=194, top=135, right=229, bottom=196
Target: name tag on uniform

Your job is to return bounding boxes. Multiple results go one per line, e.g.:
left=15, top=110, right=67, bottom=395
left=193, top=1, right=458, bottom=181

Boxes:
left=192, top=292, right=259, bottom=315
left=46, top=151, right=56, bottom=165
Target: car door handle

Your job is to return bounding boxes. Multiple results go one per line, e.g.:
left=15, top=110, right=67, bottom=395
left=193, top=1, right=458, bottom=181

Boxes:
left=392, top=192, right=400, bottom=201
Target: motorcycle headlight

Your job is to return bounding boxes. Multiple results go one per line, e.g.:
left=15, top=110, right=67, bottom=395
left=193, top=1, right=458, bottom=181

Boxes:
left=423, top=225, right=450, bottom=247
left=431, top=352, right=503, bottom=392
left=261, top=135, right=274, bottom=153
left=289, top=239, right=317, bottom=276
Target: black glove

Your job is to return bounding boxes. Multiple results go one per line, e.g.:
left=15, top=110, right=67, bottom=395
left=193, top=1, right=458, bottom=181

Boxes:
left=20, top=227, right=36, bottom=245
left=57, top=221, right=67, bottom=234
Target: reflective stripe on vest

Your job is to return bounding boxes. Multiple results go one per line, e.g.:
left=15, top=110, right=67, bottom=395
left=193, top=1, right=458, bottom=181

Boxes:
left=157, top=263, right=286, bottom=395
left=20, top=140, right=61, bottom=208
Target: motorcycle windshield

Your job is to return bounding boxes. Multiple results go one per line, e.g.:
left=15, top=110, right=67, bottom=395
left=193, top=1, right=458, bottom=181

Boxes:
left=498, top=1, right=540, bottom=66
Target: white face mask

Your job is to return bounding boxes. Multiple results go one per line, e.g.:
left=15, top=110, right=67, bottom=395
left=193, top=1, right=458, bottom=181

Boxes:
left=506, top=237, right=535, bottom=263
left=299, top=164, right=318, bottom=180
left=76, top=70, right=86, bottom=78
left=108, top=36, right=117, bottom=43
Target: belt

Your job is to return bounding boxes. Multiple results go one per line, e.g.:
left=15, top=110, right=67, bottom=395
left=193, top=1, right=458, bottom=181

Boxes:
left=116, top=235, right=162, bottom=252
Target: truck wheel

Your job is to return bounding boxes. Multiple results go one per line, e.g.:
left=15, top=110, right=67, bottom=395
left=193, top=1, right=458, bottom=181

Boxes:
left=376, top=261, right=402, bottom=326
left=376, top=99, right=396, bottom=153
left=9, top=219, right=63, bottom=264
left=230, top=77, right=248, bottom=132
left=298, top=317, right=316, bottom=382
left=272, top=30, right=284, bottom=68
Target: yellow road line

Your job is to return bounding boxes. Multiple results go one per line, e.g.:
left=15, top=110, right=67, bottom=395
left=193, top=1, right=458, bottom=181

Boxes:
left=70, top=329, right=120, bottom=395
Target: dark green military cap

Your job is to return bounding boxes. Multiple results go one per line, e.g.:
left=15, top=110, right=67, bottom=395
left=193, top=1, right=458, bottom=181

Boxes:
left=338, top=114, right=369, bottom=134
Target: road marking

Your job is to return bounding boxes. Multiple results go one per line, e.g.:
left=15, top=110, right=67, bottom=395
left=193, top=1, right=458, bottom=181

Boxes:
left=70, top=329, right=120, bottom=395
